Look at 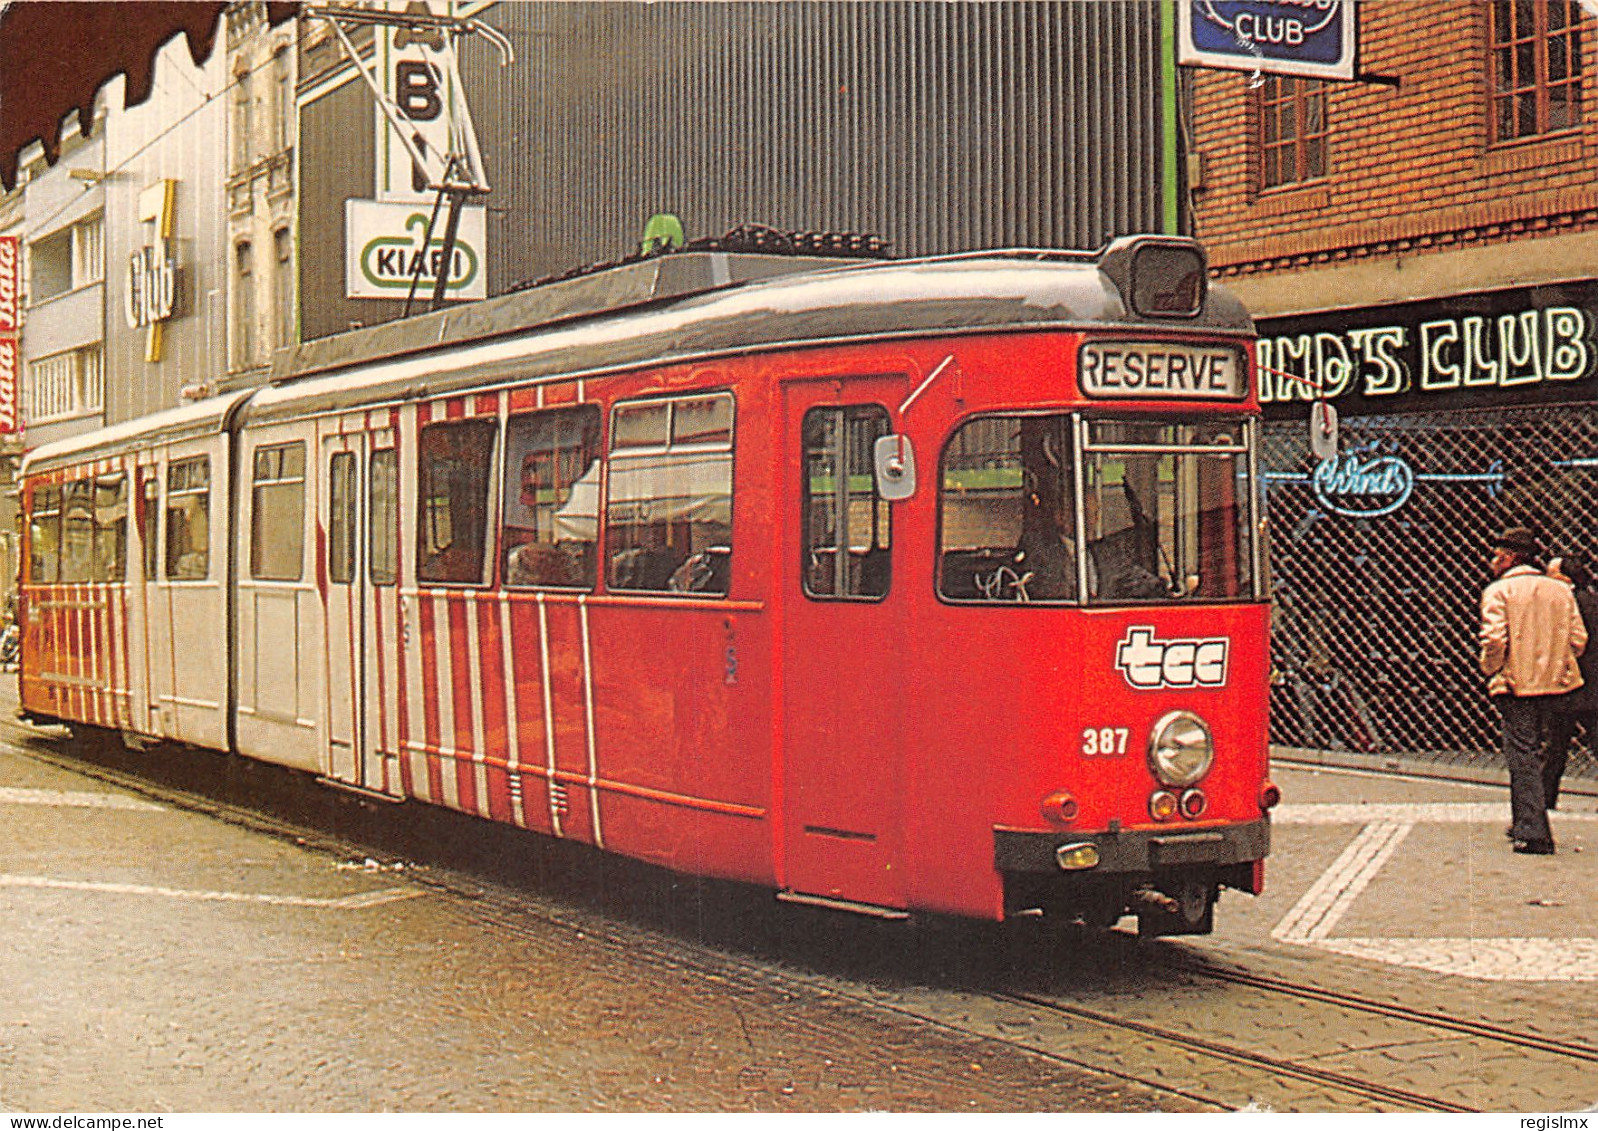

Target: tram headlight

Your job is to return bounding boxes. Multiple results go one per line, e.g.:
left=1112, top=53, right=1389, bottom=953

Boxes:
left=1147, top=711, right=1214, bottom=787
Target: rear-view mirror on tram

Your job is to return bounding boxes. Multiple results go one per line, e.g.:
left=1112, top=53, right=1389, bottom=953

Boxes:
left=1310, top=400, right=1339, bottom=461
left=873, top=434, right=917, bottom=500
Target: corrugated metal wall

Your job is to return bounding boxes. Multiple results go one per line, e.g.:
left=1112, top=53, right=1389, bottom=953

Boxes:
left=301, top=1, right=1169, bottom=341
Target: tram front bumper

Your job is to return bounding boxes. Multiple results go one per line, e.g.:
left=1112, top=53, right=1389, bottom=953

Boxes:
left=993, top=818, right=1270, bottom=877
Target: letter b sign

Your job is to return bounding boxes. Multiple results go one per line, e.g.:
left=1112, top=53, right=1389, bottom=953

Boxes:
left=395, top=60, right=442, bottom=121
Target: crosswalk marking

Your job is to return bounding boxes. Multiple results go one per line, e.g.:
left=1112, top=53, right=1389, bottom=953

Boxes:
left=1271, top=801, right=1598, bottom=981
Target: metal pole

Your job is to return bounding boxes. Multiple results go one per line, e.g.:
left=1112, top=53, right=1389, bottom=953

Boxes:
left=429, top=189, right=468, bottom=312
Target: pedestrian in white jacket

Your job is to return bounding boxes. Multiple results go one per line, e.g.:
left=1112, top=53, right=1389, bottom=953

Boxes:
left=1479, top=526, right=1587, bottom=855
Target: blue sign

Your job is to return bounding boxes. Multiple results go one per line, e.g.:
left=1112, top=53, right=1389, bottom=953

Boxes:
left=1311, top=450, right=1414, bottom=517
left=1179, top=1, right=1356, bottom=81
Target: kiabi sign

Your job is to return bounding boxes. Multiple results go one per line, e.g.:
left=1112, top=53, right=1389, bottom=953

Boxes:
left=1178, top=1, right=1356, bottom=81
left=345, top=199, right=486, bottom=301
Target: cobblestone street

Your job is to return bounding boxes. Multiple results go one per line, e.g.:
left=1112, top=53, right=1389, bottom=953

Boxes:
left=2, top=689, right=1596, bottom=1113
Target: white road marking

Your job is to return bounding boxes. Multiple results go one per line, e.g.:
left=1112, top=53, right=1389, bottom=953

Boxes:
left=1276, top=801, right=1598, bottom=825
left=1272, top=802, right=1598, bottom=981
left=0, top=786, right=164, bottom=811
left=0, top=873, right=423, bottom=909
left=1273, top=820, right=1412, bottom=943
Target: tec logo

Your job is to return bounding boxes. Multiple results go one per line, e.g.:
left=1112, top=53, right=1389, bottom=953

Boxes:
left=1115, top=626, right=1229, bottom=690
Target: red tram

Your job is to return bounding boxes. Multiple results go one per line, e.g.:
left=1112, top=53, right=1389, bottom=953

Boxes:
left=17, top=235, right=1276, bottom=935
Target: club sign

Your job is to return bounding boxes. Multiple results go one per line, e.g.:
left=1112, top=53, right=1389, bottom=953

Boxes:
left=1179, top=1, right=1356, bottom=81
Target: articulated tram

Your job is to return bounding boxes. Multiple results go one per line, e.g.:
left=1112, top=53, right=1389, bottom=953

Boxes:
left=18, top=234, right=1276, bottom=934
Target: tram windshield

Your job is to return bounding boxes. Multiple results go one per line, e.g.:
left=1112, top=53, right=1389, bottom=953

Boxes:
left=938, top=414, right=1257, bottom=604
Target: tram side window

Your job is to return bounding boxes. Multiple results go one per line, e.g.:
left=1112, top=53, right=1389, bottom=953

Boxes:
left=606, top=393, right=733, bottom=595
left=29, top=485, right=61, bottom=584
left=93, top=474, right=127, bottom=583
left=417, top=418, right=496, bottom=585
left=141, top=473, right=159, bottom=581
left=370, top=448, right=398, bottom=586
left=251, top=441, right=306, bottom=581
left=802, top=406, right=891, bottom=599
left=502, top=405, right=600, bottom=589
left=166, top=457, right=211, bottom=581
left=328, top=451, right=356, bottom=585
left=939, top=415, right=1078, bottom=603
left=60, top=480, right=94, bottom=583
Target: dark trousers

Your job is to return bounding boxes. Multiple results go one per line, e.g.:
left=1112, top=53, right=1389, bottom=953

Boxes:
left=1495, top=694, right=1556, bottom=844
left=1545, top=709, right=1595, bottom=811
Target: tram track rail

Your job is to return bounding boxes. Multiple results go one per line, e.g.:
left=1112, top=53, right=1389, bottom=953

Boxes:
left=7, top=724, right=1591, bottom=1112
left=1169, top=959, right=1598, bottom=1064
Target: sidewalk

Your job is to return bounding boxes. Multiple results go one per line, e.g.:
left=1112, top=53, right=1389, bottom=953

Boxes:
left=1219, top=759, right=1598, bottom=982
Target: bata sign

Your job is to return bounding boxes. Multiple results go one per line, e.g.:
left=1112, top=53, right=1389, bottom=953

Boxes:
left=0, top=338, right=18, bottom=434
left=345, top=199, right=486, bottom=301
left=0, top=235, right=18, bottom=333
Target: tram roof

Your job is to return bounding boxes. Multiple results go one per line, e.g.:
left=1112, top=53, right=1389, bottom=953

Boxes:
left=245, top=241, right=1253, bottom=427
left=22, top=388, right=255, bottom=476
left=20, top=239, right=1257, bottom=474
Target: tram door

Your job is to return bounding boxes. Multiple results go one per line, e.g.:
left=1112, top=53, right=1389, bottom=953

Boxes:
left=321, top=430, right=395, bottom=793
left=780, top=385, right=906, bottom=911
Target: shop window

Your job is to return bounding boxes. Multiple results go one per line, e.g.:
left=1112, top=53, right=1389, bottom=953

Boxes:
left=166, top=457, right=211, bottom=581
left=1258, top=75, right=1328, bottom=188
left=607, top=393, right=734, bottom=595
left=251, top=441, right=305, bottom=581
left=1491, top=0, right=1582, bottom=142
left=417, top=418, right=496, bottom=585
left=29, top=485, right=61, bottom=584
left=802, top=406, right=891, bottom=599
left=370, top=448, right=398, bottom=586
left=93, top=474, right=127, bottom=583
left=328, top=451, right=356, bottom=585
left=502, top=406, right=600, bottom=589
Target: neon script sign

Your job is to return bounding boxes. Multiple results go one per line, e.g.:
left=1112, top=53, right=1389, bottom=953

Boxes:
left=1311, top=450, right=1416, bottom=518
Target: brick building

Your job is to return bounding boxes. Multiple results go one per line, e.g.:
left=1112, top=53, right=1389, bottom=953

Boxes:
left=1189, top=1, right=1598, bottom=769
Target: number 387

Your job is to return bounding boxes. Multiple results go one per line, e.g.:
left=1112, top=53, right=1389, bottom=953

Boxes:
left=1081, top=727, right=1129, bottom=756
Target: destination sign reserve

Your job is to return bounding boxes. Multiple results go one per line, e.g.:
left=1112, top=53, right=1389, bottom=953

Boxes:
left=1079, top=340, right=1246, bottom=399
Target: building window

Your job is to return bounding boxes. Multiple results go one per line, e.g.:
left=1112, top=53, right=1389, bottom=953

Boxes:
left=233, top=66, right=254, bottom=170
left=26, top=343, right=103, bottom=423
left=250, top=441, right=305, bottom=581
left=235, top=240, right=255, bottom=368
left=1258, top=75, right=1328, bottom=188
left=606, top=393, right=734, bottom=595
left=274, top=227, right=294, bottom=348
left=273, top=45, right=294, bottom=152
left=1491, top=0, right=1582, bottom=141
left=29, top=214, right=103, bottom=303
